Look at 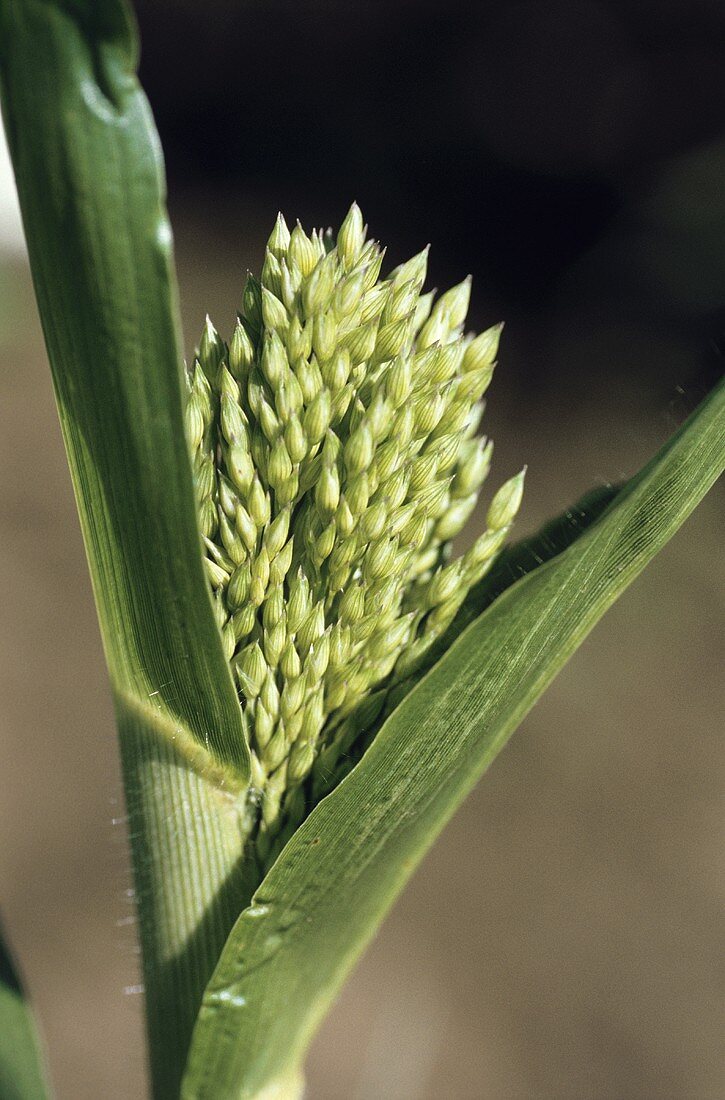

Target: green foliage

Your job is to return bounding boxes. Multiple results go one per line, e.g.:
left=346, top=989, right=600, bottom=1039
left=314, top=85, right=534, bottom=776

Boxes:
left=0, top=0, right=249, bottom=784
left=0, top=1, right=722, bottom=1098
left=0, top=922, right=49, bottom=1100
left=183, top=376, right=724, bottom=1097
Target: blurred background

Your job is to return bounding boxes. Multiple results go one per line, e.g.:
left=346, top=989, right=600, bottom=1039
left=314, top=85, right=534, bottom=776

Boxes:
left=1, top=0, right=723, bottom=1096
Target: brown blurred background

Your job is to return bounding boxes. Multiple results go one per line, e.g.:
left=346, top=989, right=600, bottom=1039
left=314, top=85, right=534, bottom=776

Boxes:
left=1, top=0, right=724, bottom=1096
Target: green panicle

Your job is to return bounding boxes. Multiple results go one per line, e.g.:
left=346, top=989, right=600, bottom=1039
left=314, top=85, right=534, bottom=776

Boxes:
left=186, top=204, right=524, bottom=862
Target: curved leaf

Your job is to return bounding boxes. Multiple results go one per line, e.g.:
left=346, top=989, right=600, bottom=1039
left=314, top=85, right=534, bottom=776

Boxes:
left=0, top=920, right=50, bottom=1100
left=183, top=378, right=724, bottom=1098
left=0, top=0, right=248, bottom=781
left=0, top=2, right=253, bottom=1091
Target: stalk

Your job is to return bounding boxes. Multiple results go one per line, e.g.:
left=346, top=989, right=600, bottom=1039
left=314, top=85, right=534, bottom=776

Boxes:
left=118, top=706, right=255, bottom=1097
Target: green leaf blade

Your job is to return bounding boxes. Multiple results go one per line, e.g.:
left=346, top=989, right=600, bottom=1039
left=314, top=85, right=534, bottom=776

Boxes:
left=184, top=379, right=724, bottom=1098
left=0, top=922, right=50, bottom=1100
left=0, top=0, right=248, bottom=781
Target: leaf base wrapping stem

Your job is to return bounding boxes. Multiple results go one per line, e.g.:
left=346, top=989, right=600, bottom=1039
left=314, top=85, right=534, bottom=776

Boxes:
left=118, top=701, right=257, bottom=1099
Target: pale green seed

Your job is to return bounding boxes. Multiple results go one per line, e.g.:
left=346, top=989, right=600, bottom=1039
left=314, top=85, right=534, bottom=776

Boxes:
left=462, top=323, right=503, bottom=372
left=337, top=202, right=365, bottom=269
left=261, top=287, right=289, bottom=331
left=486, top=469, right=526, bottom=531
left=236, top=642, right=266, bottom=699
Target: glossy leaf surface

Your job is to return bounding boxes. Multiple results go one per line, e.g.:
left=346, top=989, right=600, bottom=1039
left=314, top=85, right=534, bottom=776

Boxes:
left=184, top=379, right=724, bottom=1098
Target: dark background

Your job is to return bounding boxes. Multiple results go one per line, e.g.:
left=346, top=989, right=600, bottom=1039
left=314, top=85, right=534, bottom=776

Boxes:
left=0, top=1, right=723, bottom=1097
left=137, top=0, right=725, bottom=399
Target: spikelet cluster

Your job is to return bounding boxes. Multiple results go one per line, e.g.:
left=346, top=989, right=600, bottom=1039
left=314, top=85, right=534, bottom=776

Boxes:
left=185, top=205, right=524, bottom=861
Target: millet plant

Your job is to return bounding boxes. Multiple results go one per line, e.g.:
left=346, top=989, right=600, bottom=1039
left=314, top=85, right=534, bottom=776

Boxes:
left=0, top=3, right=722, bottom=1099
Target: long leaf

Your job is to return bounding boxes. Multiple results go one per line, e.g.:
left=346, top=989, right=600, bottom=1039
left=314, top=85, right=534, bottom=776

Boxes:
left=0, top=0, right=248, bottom=781
left=0, top=1, right=253, bottom=1092
left=0, top=920, right=50, bottom=1100
left=183, top=378, right=724, bottom=1098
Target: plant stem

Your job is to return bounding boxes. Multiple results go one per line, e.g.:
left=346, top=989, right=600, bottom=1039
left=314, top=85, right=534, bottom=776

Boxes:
left=118, top=704, right=257, bottom=1099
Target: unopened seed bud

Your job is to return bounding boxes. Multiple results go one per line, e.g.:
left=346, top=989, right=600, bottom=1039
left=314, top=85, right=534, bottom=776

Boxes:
left=264, top=619, right=287, bottom=667
left=205, top=557, right=229, bottom=589
left=345, top=321, right=378, bottom=364
left=486, top=469, right=525, bottom=530
left=269, top=538, right=294, bottom=585
left=387, top=356, right=412, bottom=406
left=287, top=740, right=315, bottom=784
left=375, top=316, right=412, bottom=362
left=220, top=394, right=248, bottom=448
left=409, top=451, right=439, bottom=492
left=462, top=323, right=503, bottom=373
left=435, top=493, right=477, bottom=541
left=413, top=289, right=435, bottom=332
left=360, top=282, right=391, bottom=323
left=198, top=315, right=225, bottom=382
left=429, top=561, right=463, bottom=606
left=455, top=365, right=494, bottom=404
left=296, top=602, right=326, bottom=653
left=284, top=416, right=307, bottom=463
left=339, top=584, right=365, bottom=623
left=344, top=423, right=374, bottom=475
left=281, top=675, right=307, bottom=721
left=236, top=642, right=266, bottom=699
left=221, top=621, right=236, bottom=660
left=267, top=212, right=291, bottom=258
left=227, top=562, right=251, bottom=608
left=390, top=245, right=428, bottom=291
left=280, top=640, right=301, bottom=681
left=258, top=399, right=281, bottom=444
left=313, top=312, right=337, bottom=361
left=261, top=331, right=288, bottom=388
left=385, top=280, right=418, bottom=324
left=314, top=521, right=336, bottom=564
left=250, top=547, right=270, bottom=605
left=287, top=570, right=311, bottom=631
left=185, top=396, right=205, bottom=452
left=413, top=390, right=446, bottom=436
left=288, top=223, right=318, bottom=276
left=464, top=527, right=507, bottom=570
left=243, top=275, right=263, bottom=332
left=364, top=537, right=398, bottom=581
left=433, top=277, right=471, bottom=329
left=255, top=703, right=275, bottom=751
left=303, top=255, right=336, bottom=316
left=225, top=443, right=253, bottom=496
left=307, top=633, right=331, bottom=680
left=337, top=202, right=365, bottom=269
left=262, top=249, right=283, bottom=297
left=373, top=614, right=415, bottom=657
left=232, top=604, right=257, bottom=641
left=304, top=389, right=331, bottom=445
left=334, top=269, right=365, bottom=317
left=248, top=477, right=271, bottom=527
left=315, top=464, right=340, bottom=516
left=359, top=499, right=387, bottom=540
left=262, top=584, right=285, bottom=630
left=267, top=438, right=293, bottom=491
left=455, top=439, right=492, bottom=496
left=217, top=473, right=239, bottom=519
left=261, top=287, right=288, bottom=332
left=287, top=316, right=311, bottom=361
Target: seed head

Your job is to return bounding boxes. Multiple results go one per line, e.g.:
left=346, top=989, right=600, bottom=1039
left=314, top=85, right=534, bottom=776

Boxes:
left=186, top=205, right=525, bottom=861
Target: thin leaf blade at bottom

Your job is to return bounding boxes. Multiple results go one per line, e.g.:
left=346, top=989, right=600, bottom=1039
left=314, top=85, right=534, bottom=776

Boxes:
left=183, top=377, right=724, bottom=1099
left=0, top=922, right=50, bottom=1100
